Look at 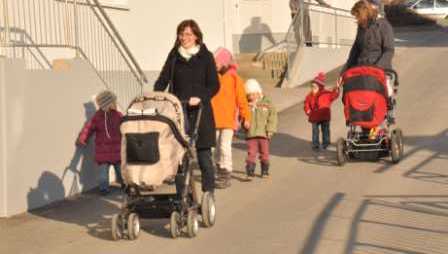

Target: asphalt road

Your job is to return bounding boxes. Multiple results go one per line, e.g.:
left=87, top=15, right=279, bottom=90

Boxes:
left=1, top=26, right=448, bottom=254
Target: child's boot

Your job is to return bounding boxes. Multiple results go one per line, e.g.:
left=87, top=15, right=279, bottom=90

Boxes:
left=261, top=162, right=270, bottom=178
left=222, top=170, right=231, bottom=188
left=216, top=168, right=231, bottom=189
left=246, top=163, right=256, bottom=178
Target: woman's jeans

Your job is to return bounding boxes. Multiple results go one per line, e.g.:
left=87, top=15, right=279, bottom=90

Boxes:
left=312, top=121, right=330, bottom=148
left=98, top=163, right=123, bottom=191
left=176, top=148, right=215, bottom=197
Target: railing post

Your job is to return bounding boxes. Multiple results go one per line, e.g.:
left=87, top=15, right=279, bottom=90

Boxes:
left=334, top=9, right=338, bottom=49
left=2, top=0, right=11, bottom=47
left=64, top=0, right=71, bottom=47
left=73, top=0, right=79, bottom=57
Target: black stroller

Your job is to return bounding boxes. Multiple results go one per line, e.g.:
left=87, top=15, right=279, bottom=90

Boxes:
left=111, top=92, right=216, bottom=240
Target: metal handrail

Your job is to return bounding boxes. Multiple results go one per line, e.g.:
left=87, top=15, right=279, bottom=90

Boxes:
left=304, top=2, right=352, bottom=14
left=284, top=2, right=357, bottom=82
left=89, top=0, right=147, bottom=84
left=0, top=0, right=147, bottom=107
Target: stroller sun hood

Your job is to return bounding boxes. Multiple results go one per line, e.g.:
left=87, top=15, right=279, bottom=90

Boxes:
left=121, top=92, right=188, bottom=189
left=341, top=66, right=389, bottom=129
left=342, top=66, right=388, bottom=99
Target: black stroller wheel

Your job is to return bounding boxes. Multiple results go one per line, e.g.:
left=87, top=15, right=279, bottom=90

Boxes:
left=391, top=129, right=403, bottom=164
left=395, top=128, right=404, bottom=158
left=170, top=211, right=181, bottom=239
left=201, top=192, right=216, bottom=228
left=127, top=213, right=140, bottom=240
left=336, top=138, right=347, bottom=166
left=111, top=214, right=123, bottom=241
left=187, top=210, right=199, bottom=238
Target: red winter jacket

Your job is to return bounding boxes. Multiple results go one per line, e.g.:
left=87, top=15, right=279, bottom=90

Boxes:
left=304, top=88, right=339, bottom=123
left=78, top=109, right=123, bottom=164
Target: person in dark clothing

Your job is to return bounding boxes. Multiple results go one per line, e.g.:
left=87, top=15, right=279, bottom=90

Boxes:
left=290, top=0, right=331, bottom=47
left=341, top=0, right=396, bottom=122
left=154, top=20, right=220, bottom=195
left=341, top=0, right=394, bottom=73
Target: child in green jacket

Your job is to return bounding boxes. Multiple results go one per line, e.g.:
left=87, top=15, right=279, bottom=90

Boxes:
left=244, top=79, right=278, bottom=178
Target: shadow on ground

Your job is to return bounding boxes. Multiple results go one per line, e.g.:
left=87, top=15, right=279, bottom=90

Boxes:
left=374, top=129, right=448, bottom=185
left=298, top=194, right=448, bottom=254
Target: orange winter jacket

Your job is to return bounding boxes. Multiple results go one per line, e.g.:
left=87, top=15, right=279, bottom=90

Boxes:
left=212, top=72, right=251, bottom=129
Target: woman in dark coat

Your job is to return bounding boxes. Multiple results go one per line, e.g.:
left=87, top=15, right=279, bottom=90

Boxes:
left=154, top=19, right=220, bottom=194
left=341, top=0, right=396, bottom=121
left=341, top=0, right=394, bottom=73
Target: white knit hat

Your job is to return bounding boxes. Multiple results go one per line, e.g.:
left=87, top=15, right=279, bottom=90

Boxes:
left=245, top=79, right=263, bottom=94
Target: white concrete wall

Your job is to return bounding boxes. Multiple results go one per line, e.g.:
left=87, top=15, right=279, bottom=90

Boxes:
left=0, top=58, right=7, bottom=217
left=287, top=47, right=350, bottom=87
left=0, top=58, right=106, bottom=216
left=107, top=0, right=227, bottom=72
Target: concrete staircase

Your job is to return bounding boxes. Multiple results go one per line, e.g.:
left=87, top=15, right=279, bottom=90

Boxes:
left=236, top=52, right=288, bottom=88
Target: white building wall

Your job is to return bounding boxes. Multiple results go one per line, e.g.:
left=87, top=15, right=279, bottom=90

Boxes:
left=107, top=0, right=227, bottom=72
left=106, top=0, right=356, bottom=70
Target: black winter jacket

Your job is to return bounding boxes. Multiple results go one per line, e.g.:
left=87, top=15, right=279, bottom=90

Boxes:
left=154, top=44, right=220, bottom=149
left=342, top=18, right=395, bottom=73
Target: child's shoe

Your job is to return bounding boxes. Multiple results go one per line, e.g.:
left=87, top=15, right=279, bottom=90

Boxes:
left=260, top=162, right=270, bottom=178
left=216, top=169, right=231, bottom=189
left=99, top=188, right=110, bottom=196
left=246, top=163, right=256, bottom=178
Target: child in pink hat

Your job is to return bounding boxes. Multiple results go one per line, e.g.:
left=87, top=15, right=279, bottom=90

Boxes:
left=211, top=47, right=251, bottom=188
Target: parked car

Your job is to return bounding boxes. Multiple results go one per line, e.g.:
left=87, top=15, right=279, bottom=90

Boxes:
left=406, top=0, right=448, bottom=19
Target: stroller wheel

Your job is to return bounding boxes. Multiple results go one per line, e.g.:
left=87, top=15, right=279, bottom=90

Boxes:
left=111, top=214, right=123, bottom=241
left=391, top=129, right=403, bottom=164
left=127, top=213, right=140, bottom=240
left=170, top=211, right=181, bottom=239
left=336, top=138, right=347, bottom=166
left=395, top=128, right=404, bottom=158
left=201, top=192, right=216, bottom=228
left=187, top=210, right=199, bottom=238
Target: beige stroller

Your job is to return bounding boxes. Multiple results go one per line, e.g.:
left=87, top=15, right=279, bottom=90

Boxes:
left=111, top=92, right=216, bottom=240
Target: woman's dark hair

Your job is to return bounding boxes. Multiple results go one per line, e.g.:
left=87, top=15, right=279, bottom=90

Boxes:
left=175, top=19, right=203, bottom=48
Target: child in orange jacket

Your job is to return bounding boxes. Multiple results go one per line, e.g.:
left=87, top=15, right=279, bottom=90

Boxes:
left=211, top=47, right=251, bottom=189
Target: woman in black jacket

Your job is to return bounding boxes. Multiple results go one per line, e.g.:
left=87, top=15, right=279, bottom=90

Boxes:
left=341, top=0, right=396, bottom=121
left=341, top=0, right=394, bottom=73
left=154, top=19, right=220, bottom=195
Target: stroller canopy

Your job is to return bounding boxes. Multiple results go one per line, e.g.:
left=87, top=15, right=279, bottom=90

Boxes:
left=121, top=92, right=189, bottom=189
left=341, top=66, right=388, bottom=129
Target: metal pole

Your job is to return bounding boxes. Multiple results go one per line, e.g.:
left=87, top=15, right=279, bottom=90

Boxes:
left=64, top=0, right=70, bottom=46
left=334, top=9, right=338, bottom=49
left=3, top=0, right=11, bottom=45
left=90, top=0, right=147, bottom=84
left=73, top=0, right=79, bottom=57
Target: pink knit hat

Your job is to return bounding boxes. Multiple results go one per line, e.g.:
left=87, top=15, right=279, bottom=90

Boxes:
left=214, top=47, right=238, bottom=75
left=313, top=72, right=326, bottom=88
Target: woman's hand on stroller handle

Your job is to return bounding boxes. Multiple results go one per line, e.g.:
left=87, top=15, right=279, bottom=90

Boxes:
left=189, top=97, right=201, bottom=106
left=336, top=76, right=343, bottom=88
left=180, top=97, right=202, bottom=107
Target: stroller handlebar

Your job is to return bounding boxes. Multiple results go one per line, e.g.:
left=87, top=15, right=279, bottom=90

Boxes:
left=180, top=100, right=203, bottom=146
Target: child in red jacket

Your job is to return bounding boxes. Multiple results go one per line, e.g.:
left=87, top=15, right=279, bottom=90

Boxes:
left=304, top=72, right=340, bottom=151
